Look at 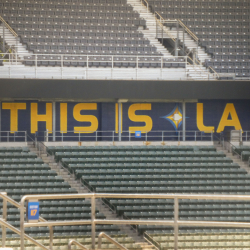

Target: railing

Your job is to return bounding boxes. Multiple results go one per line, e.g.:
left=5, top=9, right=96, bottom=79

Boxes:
left=141, top=0, right=149, bottom=13
left=0, top=53, right=186, bottom=69
left=35, top=130, right=214, bottom=142
left=0, top=192, right=50, bottom=250
left=0, top=131, right=27, bottom=142
left=242, top=131, right=250, bottom=141
left=154, top=12, right=219, bottom=80
left=0, top=15, right=18, bottom=37
left=144, top=232, right=160, bottom=250
left=19, top=193, right=250, bottom=250
left=98, top=232, right=128, bottom=250
left=68, top=240, right=89, bottom=250
left=187, top=56, right=219, bottom=80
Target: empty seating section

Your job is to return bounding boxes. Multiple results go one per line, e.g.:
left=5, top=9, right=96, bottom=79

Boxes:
left=47, top=145, right=250, bottom=237
left=233, top=145, right=250, bottom=161
left=147, top=0, right=250, bottom=77
left=0, top=0, right=163, bottom=68
left=4, top=234, right=142, bottom=250
left=0, top=146, right=121, bottom=239
left=148, top=232, right=250, bottom=249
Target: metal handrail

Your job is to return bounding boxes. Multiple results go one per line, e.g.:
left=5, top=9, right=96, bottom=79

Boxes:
left=0, top=218, right=48, bottom=250
left=0, top=15, right=18, bottom=37
left=141, top=0, right=149, bottom=13
left=177, top=19, right=198, bottom=42
left=68, top=240, right=89, bottom=250
left=98, top=232, right=128, bottom=250
left=187, top=56, right=219, bottom=80
left=19, top=193, right=250, bottom=250
left=154, top=12, right=176, bottom=42
left=0, top=192, right=53, bottom=249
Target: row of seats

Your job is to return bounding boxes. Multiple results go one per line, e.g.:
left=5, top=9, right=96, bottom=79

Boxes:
left=0, top=146, right=121, bottom=237
left=54, top=150, right=225, bottom=161
left=147, top=0, right=250, bottom=77
left=47, top=145, right=216, bottom=154
left=0, top=0, right=156, bottom=59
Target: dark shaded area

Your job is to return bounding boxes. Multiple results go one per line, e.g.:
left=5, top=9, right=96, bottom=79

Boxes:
left=0, top=79, right=250, bottom=100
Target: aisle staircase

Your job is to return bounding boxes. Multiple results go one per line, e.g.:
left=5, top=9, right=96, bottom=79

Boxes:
left=27, top=142, right=156, bottom=250
left=127, top=0, right=217, bottom=80
left=0, top=23, right=32, bottom=60
left=127, top=0, right=172, bottom=57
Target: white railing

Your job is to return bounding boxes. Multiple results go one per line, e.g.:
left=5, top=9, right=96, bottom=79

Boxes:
left=35, top=130, right=214, bottom=142
left=18, top=193, right=250, bottom=250
left=0, top=131, right=27, bottom=142
left=0, top=53, right=186, bottom=68
left=242, top=131, right=250, bottom=141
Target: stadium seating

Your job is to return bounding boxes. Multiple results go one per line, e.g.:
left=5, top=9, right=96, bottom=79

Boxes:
left=48, top=145, right=250, bottom=237
left=147, top=0, right=250, bottom=77
left=0, top=0, right=159, bottom=58
left=0, top=146, right=120, bottom=239
left=232, top=145, right=250, bottom=161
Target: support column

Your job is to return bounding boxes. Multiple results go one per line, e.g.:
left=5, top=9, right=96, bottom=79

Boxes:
left=183, top=28, right=185, bottom=55
left=52, top=102, right=56, bottom=142
left=118, top=102, right=122, bottom=142
left=3, top=24, right=5, bottom=52
left=0, top=101, right=1, bottom=142
left=182, top=101, right=186, bottom=141
left=175, top=21, right=179, bottom=57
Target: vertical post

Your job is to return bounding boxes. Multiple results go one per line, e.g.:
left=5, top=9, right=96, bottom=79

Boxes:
left=1, top=192, right=7, bottom=248
left=3, top=24, right=5, bottom=52
left=7, top=131, right=9, bottom=142
left=161, top=23, right=163, bottom=44
left=79, top=132, right=80, bottom=142
left=118, top=102, right=122, bottom=142
left=35, top=55, right=37, bottom=78
left=182, top=101, right=186, bottom=141
left=129, top=131, right=130, bottom=141
left=46, top=129, right=48, bottom=142
left=52, top=102, right=56, bottom=142
left=174, top=198, right=179, bottom=250
left=211, top=131, right=213, bottom=141
left=95, top=131, right=97, bottom=142
left=61, top=55, right=63, bottom=79
left=49, top=227, right=53, bottom=250
left=0, top=101, right=1, bottom=142
left=183, top=27, right=185, bottom=55
left=91, top=196, right=96, bottom=250
left=195, top=131, right=196, bottom=141
left=25, top=131, right=27, bottom=142
left=20, top=199, right=25, bottom=250
left=16, top=37, right=18, bottom=64
left=175, top=21, right=179, bottom=57
left=112, top=131, right=114, bottom=142
left=62, top=132, right=63, bottom=142
left=162, top=131, right=164, bottom=142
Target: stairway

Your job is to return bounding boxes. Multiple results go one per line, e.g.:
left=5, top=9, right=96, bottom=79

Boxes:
left=0, top=23, right=32, bottom=60
left=127, top=0, right=172, bottom=57
left=165, top=28, right=211, bottom=63
left=186, top=64, right=216, bottom=80
left=214, top=142, right=250, bottom=174
left=27, top=142, right=157, bottom=250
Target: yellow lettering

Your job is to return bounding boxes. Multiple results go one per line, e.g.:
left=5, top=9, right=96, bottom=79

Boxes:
left=196, top=103, right=215, bottom=132
left=2, top=103, right=26, bottom=132
left=60, top=103, right=68, bottom=133
left=128, top=104, right=152, bottom=133
left=73, top=103, right=98, bottom=133
left=217, top=103, right=242, bottom=133
left=30, top=103, right=52, bottom=133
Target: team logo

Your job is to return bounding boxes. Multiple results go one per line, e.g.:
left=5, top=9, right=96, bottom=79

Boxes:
left=161, top=104, right=184, bottom=131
